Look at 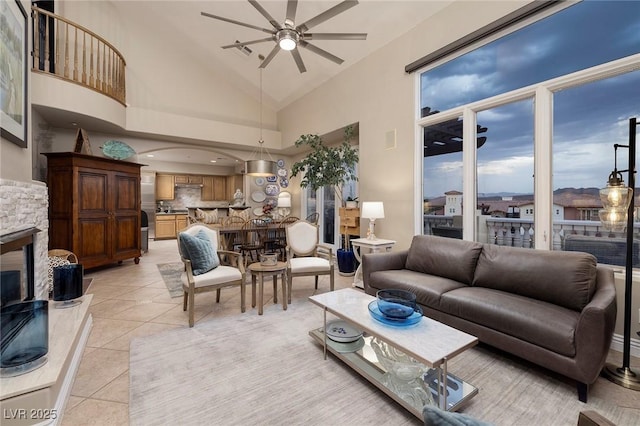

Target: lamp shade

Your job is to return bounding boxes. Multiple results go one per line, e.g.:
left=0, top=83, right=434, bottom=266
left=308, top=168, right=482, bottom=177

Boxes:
left=278, top=197, right=291, bottom=208
left=600, top=183, right=633, bottom=209
left=361, top=202, right=385, bottom=219
left=245, top=159, right=277, bottom=177
left=598, top=208, right=628, bottom=232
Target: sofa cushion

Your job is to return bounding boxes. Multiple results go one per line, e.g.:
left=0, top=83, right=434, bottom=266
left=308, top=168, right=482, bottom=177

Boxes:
left=405, top=235, right=483, bottom=285
left=369, top=270, right=467, bottom=310
left=473, top=244, right=597, bottom=311
left=440, top=287, right=579, bottom=357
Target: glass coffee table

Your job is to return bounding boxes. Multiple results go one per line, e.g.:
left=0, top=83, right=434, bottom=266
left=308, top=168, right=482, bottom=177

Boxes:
left=308, top=288, right=478, bottom=418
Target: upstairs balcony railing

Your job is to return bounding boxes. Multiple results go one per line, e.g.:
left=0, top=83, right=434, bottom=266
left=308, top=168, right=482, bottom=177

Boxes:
left=32, top=7, right=126, bottom=105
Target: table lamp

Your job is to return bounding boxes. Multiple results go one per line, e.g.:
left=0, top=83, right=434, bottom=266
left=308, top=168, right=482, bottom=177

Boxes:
left=361, top=201, right=385, bottom=240
left=277, top=192, right=291, bottom=217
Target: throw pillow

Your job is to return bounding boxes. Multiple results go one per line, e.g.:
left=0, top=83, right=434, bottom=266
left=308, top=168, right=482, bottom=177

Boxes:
left=179, top=230, right=220, bottom=275
left=230, top=208, right=250, bottom=221
left=423, top=405, right=493, bottom=426
left=196, top=208, right=219, bottom=224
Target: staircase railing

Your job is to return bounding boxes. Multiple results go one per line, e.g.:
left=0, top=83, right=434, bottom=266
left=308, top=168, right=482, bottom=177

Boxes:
left=31, top=6, right=126, bottom=105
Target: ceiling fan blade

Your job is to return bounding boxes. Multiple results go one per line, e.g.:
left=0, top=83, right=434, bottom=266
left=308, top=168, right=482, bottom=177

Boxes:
left=291, top=49, right=307, bottom=73
left=221, top=37, right=274, bottom=49
left=248, top=0, right=280, bottom=29
left=296, top=0, right=359, bottom=33
left=299, top=40, right=344, bottom=65
left=303, top=33, right=367, bottom=41
left=285, top=0, right=298, bottom=24
left=259, top=44, right=281, bottom=69
left=201, top=12, right=273, bottom=35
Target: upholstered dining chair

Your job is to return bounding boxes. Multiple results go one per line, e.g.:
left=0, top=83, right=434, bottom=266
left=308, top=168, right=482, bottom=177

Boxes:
left=177, top=223, right=246, bottom=327
left=47, top=249, right=79, bottom=295
left=285, top=220, right=334, bottom=303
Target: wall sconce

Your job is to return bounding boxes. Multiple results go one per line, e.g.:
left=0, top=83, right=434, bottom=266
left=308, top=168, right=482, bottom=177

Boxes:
left=599, top=117, right=639, bottom=392
left=361, top=201, right=384, bottom=240
left=277, top=192, right=291, bottom=217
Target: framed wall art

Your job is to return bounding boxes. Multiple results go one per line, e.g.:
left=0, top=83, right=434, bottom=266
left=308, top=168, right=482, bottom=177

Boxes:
left=1, top=0, right=28, bottom=148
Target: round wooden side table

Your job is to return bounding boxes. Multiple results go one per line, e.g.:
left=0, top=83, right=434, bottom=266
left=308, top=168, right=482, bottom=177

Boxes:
left=247, top=261, right=287, bottom=315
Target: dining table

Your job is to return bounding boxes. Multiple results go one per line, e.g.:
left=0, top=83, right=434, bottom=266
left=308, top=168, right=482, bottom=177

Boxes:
left=209, top=221, right=284, bottom=253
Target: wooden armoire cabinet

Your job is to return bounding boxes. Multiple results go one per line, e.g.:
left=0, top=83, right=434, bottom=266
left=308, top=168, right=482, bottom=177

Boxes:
left=45, top=152, right=143, bottom=269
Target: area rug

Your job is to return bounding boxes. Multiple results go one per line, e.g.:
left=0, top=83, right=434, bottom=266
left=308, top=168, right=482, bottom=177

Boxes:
left=130, top=300, right=634, bottom=426
left=156, top=263, right=183, bottom=298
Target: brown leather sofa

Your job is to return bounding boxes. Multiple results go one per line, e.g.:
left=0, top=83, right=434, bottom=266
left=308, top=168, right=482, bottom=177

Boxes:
left=362, top=235, right=617, bottom=403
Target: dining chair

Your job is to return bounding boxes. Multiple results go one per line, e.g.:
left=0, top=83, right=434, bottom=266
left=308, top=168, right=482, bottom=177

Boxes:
left=178, top=223, right=245, bottom=327
left=47, top=249, right=79, bottom=295
left=273, top=216, right=300, bottom=260
left=285, top=220, right=334, bottom=303
left=305, top=212, right=320, bottom=225
left=240, top=218, right=269, bottom=265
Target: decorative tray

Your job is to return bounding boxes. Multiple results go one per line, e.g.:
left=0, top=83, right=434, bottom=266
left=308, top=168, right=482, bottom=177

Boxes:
left=368, top=301, right=423, bottom=327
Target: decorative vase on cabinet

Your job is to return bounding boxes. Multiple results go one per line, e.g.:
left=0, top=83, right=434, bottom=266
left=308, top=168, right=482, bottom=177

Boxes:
left=45, top=152, right=143, bottom=269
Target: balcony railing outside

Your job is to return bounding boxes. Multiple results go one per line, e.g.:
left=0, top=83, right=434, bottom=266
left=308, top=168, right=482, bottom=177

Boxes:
left=424, top=214, right=640, bottom=267
left=32, top=7, right=126, bottom=105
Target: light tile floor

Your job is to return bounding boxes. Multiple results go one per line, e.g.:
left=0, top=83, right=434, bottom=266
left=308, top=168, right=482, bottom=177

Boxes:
left=61, top=239, right=354, bottom=425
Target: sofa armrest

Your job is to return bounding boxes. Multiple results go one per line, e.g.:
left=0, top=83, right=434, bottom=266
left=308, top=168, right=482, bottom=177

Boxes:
left=362, top=250, right=408, bottom=295
left=574, top=266, right=617, bottom=383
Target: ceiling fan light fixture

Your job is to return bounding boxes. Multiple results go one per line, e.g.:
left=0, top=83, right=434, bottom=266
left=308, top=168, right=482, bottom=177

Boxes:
left=278, top=29, right=298, bottom=51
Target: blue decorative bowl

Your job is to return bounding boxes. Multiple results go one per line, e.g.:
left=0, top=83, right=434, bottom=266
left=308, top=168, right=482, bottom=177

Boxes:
left=376, top=289, right=417, bottom=319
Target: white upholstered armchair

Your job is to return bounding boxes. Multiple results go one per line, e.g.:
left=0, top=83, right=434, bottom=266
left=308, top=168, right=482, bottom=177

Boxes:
left=285, top=220, right=334, bottom=303
left=177, top=224, right=246, bottom=327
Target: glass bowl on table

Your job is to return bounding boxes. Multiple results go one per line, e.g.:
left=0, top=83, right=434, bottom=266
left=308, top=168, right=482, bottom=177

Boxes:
left=376, top=289, right=417, bottom=319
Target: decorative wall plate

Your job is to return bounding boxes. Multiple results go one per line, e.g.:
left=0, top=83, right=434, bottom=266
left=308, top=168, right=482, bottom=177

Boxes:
left=264, top=197, right=278, bottom=208
left=265, top=184, right=279, bottom=196
left=279, top=177, right=289, bottom=188
left=251, top=191, right=266, bottom=202
left=266, top=175, right=277, bottom=182
left=277, top=159, right=285, bottom=168
left=277, top=168, right=287, bottom=177
left=255, top=177, right=266, bottom=186
left=101, top=140, right=136, bottom=160
left=253, top=207, right=264, bottom=216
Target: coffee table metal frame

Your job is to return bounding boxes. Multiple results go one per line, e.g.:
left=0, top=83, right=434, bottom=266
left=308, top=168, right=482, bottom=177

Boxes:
left=308, top=288, right=478, bottom=417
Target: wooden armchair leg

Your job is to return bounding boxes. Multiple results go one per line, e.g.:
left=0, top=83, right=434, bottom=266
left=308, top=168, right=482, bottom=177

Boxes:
left=314, top=276, right=318, bottom=289
left=188, top=290, right=195, bottom=328
left=216, top=288, right=221, bottom=303
left=183, top=291, right=188, bottom=311
left=273, top=276, right=278, bottom=304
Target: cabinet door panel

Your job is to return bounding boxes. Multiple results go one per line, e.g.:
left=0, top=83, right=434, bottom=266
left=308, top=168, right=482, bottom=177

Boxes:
left=77, top=218, right=110, bottom=261
left=114, top=174, right=140, bottom=211
left=114, top=216, right=140, bottom=254
left=78, top=171, right=108, bottom=213
left=156, top=220, right=177, bottom=239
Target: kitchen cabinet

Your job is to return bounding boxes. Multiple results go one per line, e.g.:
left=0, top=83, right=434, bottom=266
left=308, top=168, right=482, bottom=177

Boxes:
left=45, top=152, right=142, bottom=269
left=156, top=174, right=175, bottom=200
left=174, top=175, right=203, bottom=185
left=226, top=175, right=244, bottom=201
left=155, top=214, right=188, bottom=239
left=202, top=176, right=227, bottom=201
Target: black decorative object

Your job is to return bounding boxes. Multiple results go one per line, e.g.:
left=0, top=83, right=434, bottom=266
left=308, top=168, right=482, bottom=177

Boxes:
left=0, top=300, right=48, bottom=377
left=600, top=117, right=640, bottom=392
left=53, top=264, right=84, bottom=308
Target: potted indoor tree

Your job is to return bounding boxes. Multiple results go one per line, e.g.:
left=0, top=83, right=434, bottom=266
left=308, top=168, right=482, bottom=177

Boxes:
left=290, top=125, right=359, bottom=275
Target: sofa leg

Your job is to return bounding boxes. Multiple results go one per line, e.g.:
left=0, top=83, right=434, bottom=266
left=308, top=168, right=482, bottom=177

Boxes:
left=577, top=382, right=588, bottom=403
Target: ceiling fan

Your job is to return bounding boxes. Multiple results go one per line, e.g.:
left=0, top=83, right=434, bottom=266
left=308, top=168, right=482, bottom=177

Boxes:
left=201, top=0, right=367, bottom=73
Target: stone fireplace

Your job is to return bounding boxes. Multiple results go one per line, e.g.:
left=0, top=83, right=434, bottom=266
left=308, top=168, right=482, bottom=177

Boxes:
left=0, top=179, right=49, bottom=300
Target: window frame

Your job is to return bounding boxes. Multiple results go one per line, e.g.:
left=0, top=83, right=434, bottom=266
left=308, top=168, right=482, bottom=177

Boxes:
left=415, top=53, right=640, bottom=248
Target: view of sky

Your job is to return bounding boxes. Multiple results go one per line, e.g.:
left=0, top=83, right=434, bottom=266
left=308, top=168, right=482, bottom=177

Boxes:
left=421, top=1, right=640, bottom=199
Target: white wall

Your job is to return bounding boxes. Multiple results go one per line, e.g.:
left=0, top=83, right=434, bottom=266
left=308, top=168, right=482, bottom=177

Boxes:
left=277, top=1, right=530, bottom=249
